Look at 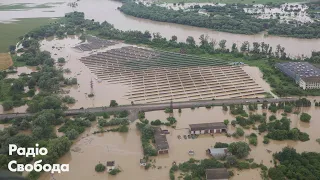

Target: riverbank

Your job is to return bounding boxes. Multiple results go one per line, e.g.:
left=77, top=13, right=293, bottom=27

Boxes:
left=0, top=0, right=320, bottom=56
left=119, top=1, right=320, bottom=39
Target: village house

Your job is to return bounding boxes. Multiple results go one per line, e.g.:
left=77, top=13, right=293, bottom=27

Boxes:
left=140, top=159, right=147, bottom=166
left=189, top=122, right=227, bottom=135
left=154, top=127, right=169, bottom=154
left=206, top=148, right=230, bottom=159
left=206, top=168, right=229, bottom=180
left=106, top=161, right=115, bottom=172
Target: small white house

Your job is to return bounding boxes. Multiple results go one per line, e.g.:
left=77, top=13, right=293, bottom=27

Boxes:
left=106, top=161, right=115, bottom=172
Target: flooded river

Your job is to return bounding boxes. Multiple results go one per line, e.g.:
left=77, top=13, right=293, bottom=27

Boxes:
left=0, top=0, right=320, bottom=57
left=38, top=101, right=320, bottom=180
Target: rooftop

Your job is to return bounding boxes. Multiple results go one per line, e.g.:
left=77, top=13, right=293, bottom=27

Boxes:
left=206, top=168, right=229, bottom=180
left=154, top=127, right=169, bottom=150
left=189, top=122, right=227, bottom=131
left=106, top=161, right=115, bottom=167
left=301, top=76, right=320, bottom=83
left=276, top=62, right=320, bottom=78
left=208, top=148, right=228, bottom=155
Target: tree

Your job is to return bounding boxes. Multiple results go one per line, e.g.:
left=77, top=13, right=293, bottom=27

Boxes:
left=65, top=129, right=79, bottom=140
left=225, top=155, right=237, bottom=167
left=300, top=113, right=311, bottom=122
left=109, top=168, right=121, bottom=175
left=218, top=39, right=226, bottom=49
left=214, top=142, right=229, bottom=148
left=228, top=142, right=250, bottom=158
left=2, top=101, right=14, bottom=111
left=95, top=163, right=106, bottom=172
left=234, top=127, right=244, bottom=137
left=9, top=45, right=16, bottom=52
left=269, top=115, right=276, bottom=121
left=58, top=57, right=66, bottom=63
left=171, top=35, right=177, bottom=42
left=224, top=119, right=229, bottom=125
left=109, top=100, right=118, bottom=107
left=258, top=123, right=267, bottom=132
left=186, top=36, right=195, bottom=46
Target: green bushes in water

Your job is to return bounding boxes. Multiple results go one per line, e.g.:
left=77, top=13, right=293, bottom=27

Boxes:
left=95, top=163, right=106, bottom=172
left=300, top=113, right=311, bottom=122
left=269, top=147, right=320, bottom=180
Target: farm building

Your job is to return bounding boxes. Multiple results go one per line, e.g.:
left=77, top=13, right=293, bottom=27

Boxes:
left=154, top=127, right=169, bottom=154
left=275, top=62, right=320, bottom=90
left=206, top=148, right=230, bottom=159
left=189, top=122, right=227, bottom=134
left=206, top=168, right=229, bottom=180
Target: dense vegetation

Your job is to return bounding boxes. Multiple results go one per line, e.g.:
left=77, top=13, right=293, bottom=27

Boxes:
left=120, top=3, right=274, bottom=35
left=136, top=121, right=158, bottom=157
left=269, top=147, right=320, bottom=180
left=120, top=2, right=320, bottom=38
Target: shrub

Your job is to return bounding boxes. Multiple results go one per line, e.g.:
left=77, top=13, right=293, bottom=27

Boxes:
left=58, top=57, right=66, bottom=63
left=109, top=168, right=121, bottom=175
left=95, top=163, right=106, bottom=172
left=269, top=115, right=276, bottom=121
left=214, top=142, right=229, bottom=148
left=110, top=100, right=118, bottom=107
left=300, top=113, right=311, bottom=122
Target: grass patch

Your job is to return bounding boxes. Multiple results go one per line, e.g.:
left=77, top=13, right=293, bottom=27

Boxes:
left=0, top=18, right=56, bottom=53
left=159, top=0, right=306, bottom=4
left=0, top=53, right=13, bottom=70
left=0, top=3, right=63, bottom=11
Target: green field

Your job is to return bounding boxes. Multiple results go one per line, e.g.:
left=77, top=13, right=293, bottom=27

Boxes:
left=159, top=0, right=311, bottom=4
left=0, top=18, right=56, bottom=53
left=0, top=3, right=63, bottom=11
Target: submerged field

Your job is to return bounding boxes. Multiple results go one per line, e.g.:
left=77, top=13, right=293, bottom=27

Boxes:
left=0, top=18, right=55, bottom=52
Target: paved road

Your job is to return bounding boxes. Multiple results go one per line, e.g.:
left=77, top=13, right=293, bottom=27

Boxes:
left=0, top=97, right=298, bottom=121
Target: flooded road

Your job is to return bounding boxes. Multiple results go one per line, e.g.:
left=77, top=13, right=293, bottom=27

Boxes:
left=38, top=103, right=320, bottom=180
left=0, top=0, right=320, bottom=57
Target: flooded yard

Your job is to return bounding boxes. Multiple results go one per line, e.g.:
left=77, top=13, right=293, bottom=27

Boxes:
left=38, top=103, right=320, bottom=180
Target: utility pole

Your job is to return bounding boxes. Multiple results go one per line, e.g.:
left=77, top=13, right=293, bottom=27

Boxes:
left=90, top=79, right=93, bottom=95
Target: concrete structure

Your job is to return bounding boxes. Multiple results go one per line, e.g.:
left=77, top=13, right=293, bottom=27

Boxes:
left=299, top=76, right=320, bottom=90
left=189, top=122, right=227, bottom=134
left=154, top=127, right=169, bottom=154
left=206, top=168, right=229, bottom=180
left=276, top=62, right=320, bottom=90
left=206, top=148, right=229, bottom=159
left=106, top=161, right=115, bottom=172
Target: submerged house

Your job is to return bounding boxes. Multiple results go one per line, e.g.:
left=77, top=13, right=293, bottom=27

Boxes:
left=206, top=168, right=229, bottom=180
left=189, top=122, right=227, bottom=134
left=106, top=161, right=115, bottom=172
left=140, top=159, right=147, bottom=166
left=206, top=148, right=229, bottom=159
left=154, top=127, right=169, bottom=154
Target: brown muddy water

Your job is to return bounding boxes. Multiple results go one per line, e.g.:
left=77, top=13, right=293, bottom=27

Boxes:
left=0, top=0, right=320, bottom=57
left=39, top=103, right=320, bottom=180
left=40, top=36, right=132, bottom=108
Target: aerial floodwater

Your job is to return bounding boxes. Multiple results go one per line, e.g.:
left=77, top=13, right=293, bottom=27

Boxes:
left=1, top=1, right=320, bottom=180
left=0, top=0, right=319, bottom=57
